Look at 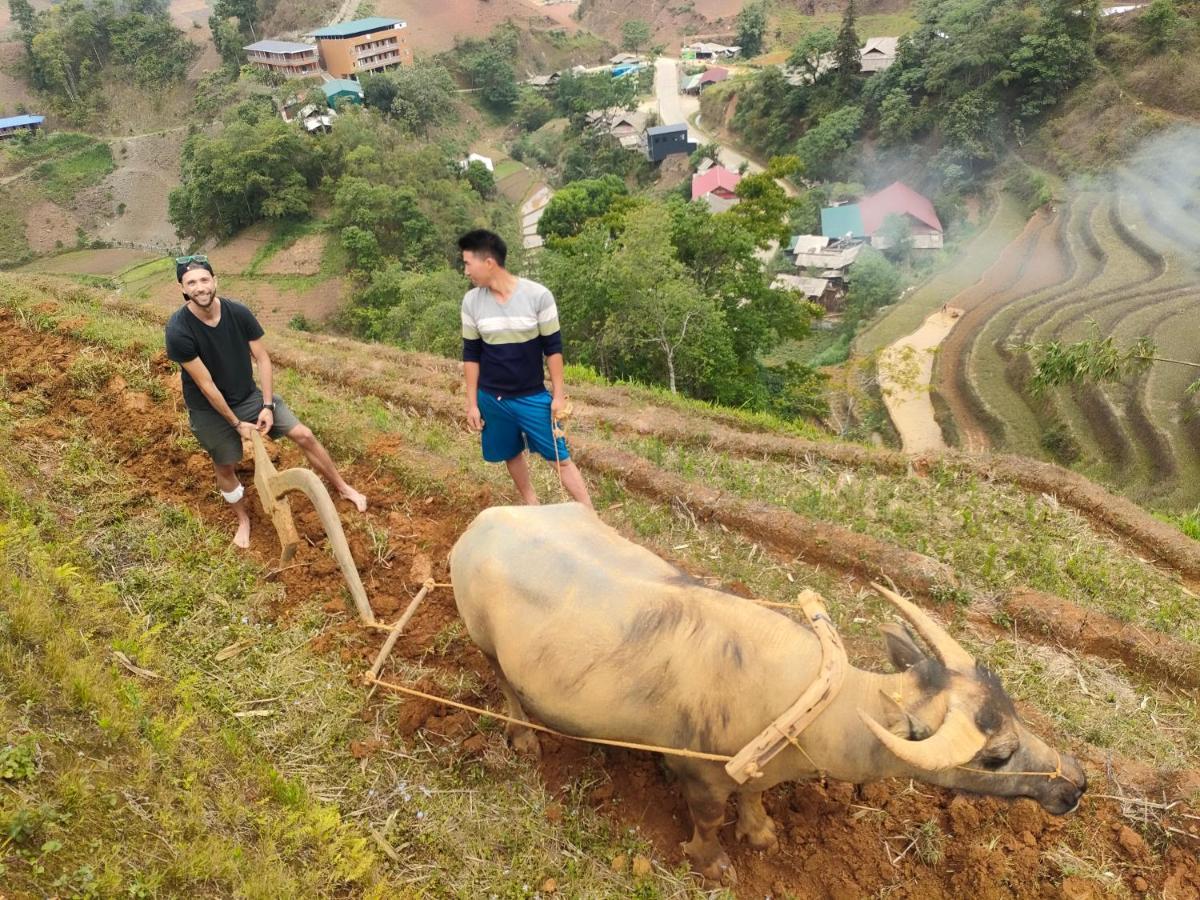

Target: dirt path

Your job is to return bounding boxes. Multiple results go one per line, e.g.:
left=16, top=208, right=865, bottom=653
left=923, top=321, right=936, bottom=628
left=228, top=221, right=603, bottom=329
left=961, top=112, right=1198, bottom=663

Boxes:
left=878, top=307, right=960, bottom=453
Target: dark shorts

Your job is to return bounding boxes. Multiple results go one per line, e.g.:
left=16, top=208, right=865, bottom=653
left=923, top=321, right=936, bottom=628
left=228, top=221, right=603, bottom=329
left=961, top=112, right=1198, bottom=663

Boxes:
left=477, top=389, right=570, bottom=464
left=187, top=391, right=300, bottom=466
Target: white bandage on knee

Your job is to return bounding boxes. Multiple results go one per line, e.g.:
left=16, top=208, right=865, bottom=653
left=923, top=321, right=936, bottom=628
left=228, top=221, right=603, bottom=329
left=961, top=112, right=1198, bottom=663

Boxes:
left=220, top=483, right=245, bottom=504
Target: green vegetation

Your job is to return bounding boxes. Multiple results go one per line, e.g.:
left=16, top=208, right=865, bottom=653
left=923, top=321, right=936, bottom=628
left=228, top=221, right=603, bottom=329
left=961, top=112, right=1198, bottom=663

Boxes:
left=537, top=188, right=821, bottom=413
left=35, top=140, right=114, bottom=205
left=447, top=23, right=521, bottom=114
left=7, top=0, right=197, bottom=123
left=360, top=63, right=458, bottom=134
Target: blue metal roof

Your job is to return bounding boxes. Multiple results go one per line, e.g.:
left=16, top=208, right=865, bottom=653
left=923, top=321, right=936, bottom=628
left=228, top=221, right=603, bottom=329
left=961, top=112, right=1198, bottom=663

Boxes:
left=244, top=39, right=316, bottom=54
left=322, top=79, right=363, bottom=97
left=309, top=17, right=403, bottom=38
left=0, top=115, right=45, bottom=129
left=821, top=204, right=866, bottom=239
left=647, top=123, right=687, bottom=137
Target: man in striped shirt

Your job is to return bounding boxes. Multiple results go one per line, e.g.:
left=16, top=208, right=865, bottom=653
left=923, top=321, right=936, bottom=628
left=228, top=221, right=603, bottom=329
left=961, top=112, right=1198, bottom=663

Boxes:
left=459, top=229, right=592, bottom=508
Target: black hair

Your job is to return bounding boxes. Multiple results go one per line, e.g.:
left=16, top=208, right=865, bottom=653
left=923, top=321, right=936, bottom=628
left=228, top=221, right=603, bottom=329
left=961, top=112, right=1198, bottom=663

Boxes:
left=176, top=260, right=215, bottom=283
left=457, top=229, right=507, bottom=268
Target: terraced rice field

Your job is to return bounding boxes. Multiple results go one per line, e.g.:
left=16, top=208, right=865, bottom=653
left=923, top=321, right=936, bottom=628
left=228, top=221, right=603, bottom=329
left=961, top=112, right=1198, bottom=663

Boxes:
left=935, top=129, right=1200, bottom=511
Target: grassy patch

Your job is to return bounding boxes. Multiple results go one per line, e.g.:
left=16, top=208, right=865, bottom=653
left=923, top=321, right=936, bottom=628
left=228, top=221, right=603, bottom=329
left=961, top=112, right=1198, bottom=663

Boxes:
left=768, top=10, right=919, bottom=54
left=34, top=141, right=115, bottom=206
left=493, top=158, right=523, bottom=181
left=0, top=182, right=32, bottom=266
left=246, top=219, right=326, bottom=275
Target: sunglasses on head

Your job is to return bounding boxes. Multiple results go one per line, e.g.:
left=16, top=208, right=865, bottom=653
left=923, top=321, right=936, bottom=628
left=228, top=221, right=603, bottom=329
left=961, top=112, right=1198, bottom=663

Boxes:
left=175, top=254, right=209, bottom=266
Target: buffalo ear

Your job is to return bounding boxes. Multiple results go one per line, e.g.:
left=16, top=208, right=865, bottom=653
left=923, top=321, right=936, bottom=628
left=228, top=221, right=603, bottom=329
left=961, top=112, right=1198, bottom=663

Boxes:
left=881, top=622, right=927, bottom=672
left=879, top=691, right=935, bottom=740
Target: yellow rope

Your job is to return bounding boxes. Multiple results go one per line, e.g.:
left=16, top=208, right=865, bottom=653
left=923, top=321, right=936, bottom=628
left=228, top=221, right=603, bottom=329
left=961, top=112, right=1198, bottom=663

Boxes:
left=956, top=748, right=1065, bottom=781
left=364, top=674, right=734, bottom=762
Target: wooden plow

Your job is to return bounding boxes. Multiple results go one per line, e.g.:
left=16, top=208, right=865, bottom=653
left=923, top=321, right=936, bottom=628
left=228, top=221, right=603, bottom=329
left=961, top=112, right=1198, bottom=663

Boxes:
left=249, top=430, right=377, bottom=626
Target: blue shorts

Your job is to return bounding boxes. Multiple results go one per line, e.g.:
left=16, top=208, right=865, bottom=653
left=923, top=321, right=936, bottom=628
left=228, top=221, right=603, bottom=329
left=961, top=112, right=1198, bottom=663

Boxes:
left=477, top=389, right=570, bottom=463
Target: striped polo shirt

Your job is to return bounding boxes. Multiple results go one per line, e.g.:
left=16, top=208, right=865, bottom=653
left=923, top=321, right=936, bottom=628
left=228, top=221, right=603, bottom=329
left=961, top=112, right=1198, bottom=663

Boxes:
left=461, top=277, right=564, bottom=397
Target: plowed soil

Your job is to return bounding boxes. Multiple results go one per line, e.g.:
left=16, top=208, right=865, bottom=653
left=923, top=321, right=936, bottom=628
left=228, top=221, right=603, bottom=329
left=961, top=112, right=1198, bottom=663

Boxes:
left=3, top=304, right=1200, bottom=898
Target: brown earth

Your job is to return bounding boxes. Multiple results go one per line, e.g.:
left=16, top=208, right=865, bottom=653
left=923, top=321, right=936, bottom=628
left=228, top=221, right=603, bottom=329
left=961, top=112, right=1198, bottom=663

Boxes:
left=23, top=200, right=82, bottom=254
left=136, top=271, right=347, bottom=329
left=89, top=129, right=188, bottom=250
left=260, top=233, right=326, bottom=276
left=373, top=0, right=580, bottom=54
left=5, top=295, right=1200, bottom=897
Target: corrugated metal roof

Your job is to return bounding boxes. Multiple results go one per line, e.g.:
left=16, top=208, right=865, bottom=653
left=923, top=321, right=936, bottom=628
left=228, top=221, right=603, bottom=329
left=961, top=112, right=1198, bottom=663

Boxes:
left=691, top=165, right=741, bottom=200
left=309, top=17, right=403, bottom=38
left=821, top=204, right=866, bottom=239
left=0, top=114, right=45, bottom=128
left=244, top=40, right=316, bottom=54
left=859, top=181, right=942, bottom=233
left=322, top=79, right=364, bottom=97
left=647, top=123, right=687, bottom=137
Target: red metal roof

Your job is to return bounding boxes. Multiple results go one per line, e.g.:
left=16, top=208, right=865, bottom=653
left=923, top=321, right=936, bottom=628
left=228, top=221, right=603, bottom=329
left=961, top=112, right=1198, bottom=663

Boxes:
left=691, top=165, right=742, bottom=200
left=700, top=66, right=729, bottom=84
left=859, top=181, right=943, bottom=234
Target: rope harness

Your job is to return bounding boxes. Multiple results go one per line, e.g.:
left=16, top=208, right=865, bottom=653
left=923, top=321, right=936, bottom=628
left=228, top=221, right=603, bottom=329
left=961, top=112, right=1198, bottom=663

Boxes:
left=956, top=748, right=1066, bottom=781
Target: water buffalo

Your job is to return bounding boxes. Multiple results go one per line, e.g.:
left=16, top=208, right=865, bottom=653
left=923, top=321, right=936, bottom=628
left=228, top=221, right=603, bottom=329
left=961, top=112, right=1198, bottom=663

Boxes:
left=450, top=504, right=1086, bottom=885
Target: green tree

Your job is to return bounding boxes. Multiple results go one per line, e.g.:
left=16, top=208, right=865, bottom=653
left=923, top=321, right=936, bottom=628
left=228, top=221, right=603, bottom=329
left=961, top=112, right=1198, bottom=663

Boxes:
left=787, top=26, right=836, bottom=82
left=1137, top=0, right=1179, bottom=51
left=360, top=72, right=399, bottom=114
left=734, top=1, right=769, bottom=58
left=8, top=0, right=37, bottom=50
left=689, top=141, right=722, bottom=169
left=514, top=87, right=554, bottom=131
left=463, top=160, right=496, bottom=199
left=210, top=15, right=244, bottom=71
left=168, top=119, right=321, bottom=240
left=387, top=63, right=457, bottom=133
left=346, top=266, right=464, bottom=351
left=621, top=19, right=651, bottom=54
left=841, top=247, right=901, bottom=331
left=794, top=105, right=862, bottom=180
left=538, top=174, right=628, bottom=240
left=833, top=0, right=861, bottom=95
left=727, top=156, right=801, bottom=248
left=330, top=176, right=439, bottom=271
left=876, top=212, right=913, bottom=262
left=464, top=45, right=519, bottom=111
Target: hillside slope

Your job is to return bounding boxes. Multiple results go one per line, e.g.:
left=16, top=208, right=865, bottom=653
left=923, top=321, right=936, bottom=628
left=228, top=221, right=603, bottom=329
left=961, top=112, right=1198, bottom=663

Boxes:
left=2, top=271, right=1199, bottom=897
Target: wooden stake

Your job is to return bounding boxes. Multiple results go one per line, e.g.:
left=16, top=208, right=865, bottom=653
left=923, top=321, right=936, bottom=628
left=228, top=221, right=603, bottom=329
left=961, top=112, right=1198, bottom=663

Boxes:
left=366, top=580, right=434, bottom=680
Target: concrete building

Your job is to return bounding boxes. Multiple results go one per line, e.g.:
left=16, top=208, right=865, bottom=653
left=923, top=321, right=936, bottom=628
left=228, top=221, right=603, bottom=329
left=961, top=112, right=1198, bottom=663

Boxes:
left=308, top=17, right=412, bottom=79
left=243, top=40, right=320, bottom=78
left=0, top=114, right=45, bottom=140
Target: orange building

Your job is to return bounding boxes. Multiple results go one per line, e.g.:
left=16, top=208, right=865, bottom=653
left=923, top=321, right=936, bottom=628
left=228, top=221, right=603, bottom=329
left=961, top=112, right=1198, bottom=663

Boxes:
left=308, top=17, right=412, bottom=79
left=243, top=40, right=320, bottom=78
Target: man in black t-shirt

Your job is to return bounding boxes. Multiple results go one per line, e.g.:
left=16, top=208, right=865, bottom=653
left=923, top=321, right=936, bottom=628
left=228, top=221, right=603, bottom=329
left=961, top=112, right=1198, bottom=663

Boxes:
left=165, top=257, right=366, bottom=548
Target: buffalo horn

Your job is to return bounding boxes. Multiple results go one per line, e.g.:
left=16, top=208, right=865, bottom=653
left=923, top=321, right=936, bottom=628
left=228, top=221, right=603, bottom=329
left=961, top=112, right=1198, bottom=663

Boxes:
left=859, top=707, right=987, bottom=771
left=870, top=582, right=975, bottom=671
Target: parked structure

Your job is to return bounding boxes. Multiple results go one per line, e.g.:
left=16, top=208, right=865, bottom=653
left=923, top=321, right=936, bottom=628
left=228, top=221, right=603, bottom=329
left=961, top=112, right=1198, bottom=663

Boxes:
left=307, top=17, right=411, bottom=79
left=299, top=104, right=337, bottom=133
left=788, top=234, right=863, bottom=276
left=322, top=78, right=365, bottom=108
left=610, top=52, right=642, bottom=66
left=243, top=40, right=320, bottom=78
left=771, top=273, right=841, bottom=311
left=820, top=182, right=944, bottom=249
left=682, top=42, right=740, bottom=60
left=645, top=123, right=695, bottom=162
left=460, top=153, right=494, bottom=172
left=0, top=114, right=44, bottom=140
left=859, top=37, right=899, bottom=73
left=525, top=72, right=560, bottom=89
left=691, top=165, right=741, bottom=212
left=682, top=66, right=729, bottom=94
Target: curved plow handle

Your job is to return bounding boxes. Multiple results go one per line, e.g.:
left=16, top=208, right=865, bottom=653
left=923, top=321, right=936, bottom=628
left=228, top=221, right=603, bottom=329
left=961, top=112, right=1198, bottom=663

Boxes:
left=250, top=432, right=376, bottom=626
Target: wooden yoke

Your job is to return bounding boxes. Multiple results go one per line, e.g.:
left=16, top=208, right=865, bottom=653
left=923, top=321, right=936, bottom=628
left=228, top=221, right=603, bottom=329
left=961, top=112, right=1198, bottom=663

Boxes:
left=249, top=431, right=376, bottom=626
left=725, top=590, right=846, bottom=785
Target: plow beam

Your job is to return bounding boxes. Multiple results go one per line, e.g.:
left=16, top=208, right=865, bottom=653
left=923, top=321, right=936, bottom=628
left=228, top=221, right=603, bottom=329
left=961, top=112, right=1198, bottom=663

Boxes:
left=250, top=431, right=376, bottom=626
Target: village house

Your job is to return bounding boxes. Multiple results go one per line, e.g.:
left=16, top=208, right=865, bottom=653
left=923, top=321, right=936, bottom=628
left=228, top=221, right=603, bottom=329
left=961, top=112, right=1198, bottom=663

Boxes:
left=298, top=104, right=337, bottom=133
left=682, top=66, right=729, bottom=94
left=525, top=72, right=560, bottom=89
left=243, top=40, right=320, bottom=78
left=307, top=17, right=412, bottom=79
left=610, top=52, right=642, bottom=66
left=691, top=165, right=741, bottom=212
left=771, top=273, right=842, bottom=311
left=645, top=123, right=695, bottom=162
left=0, top=114, right=44, bottom=140
left=820, top=182, right=944, bottom=249
left=322, top=78, right=365, bottom=108
left=460, top=153, right=494, bottom=173
left=682, top=42, right=740, bottom=60
left=859, top=37, right=899, bottom=73
left=585, top=107, right=649, bottom=145
left=788, top=234, right=863, bottom=286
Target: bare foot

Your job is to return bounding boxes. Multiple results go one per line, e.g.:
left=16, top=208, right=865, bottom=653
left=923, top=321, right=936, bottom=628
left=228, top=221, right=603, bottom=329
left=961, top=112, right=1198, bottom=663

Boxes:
left=339, top=484, right=367, bottom=513
left=233, top=517, right=251, bottom=549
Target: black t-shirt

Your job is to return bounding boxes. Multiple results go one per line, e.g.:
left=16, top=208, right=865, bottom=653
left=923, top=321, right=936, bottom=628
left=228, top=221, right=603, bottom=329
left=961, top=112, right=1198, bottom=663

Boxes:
left=164, top=299, right=265, bottom=412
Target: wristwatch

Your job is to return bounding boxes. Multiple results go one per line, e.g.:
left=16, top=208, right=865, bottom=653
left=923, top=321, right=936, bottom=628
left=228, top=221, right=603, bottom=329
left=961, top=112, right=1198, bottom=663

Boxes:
left=262, top=402, right=276, bottom=411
